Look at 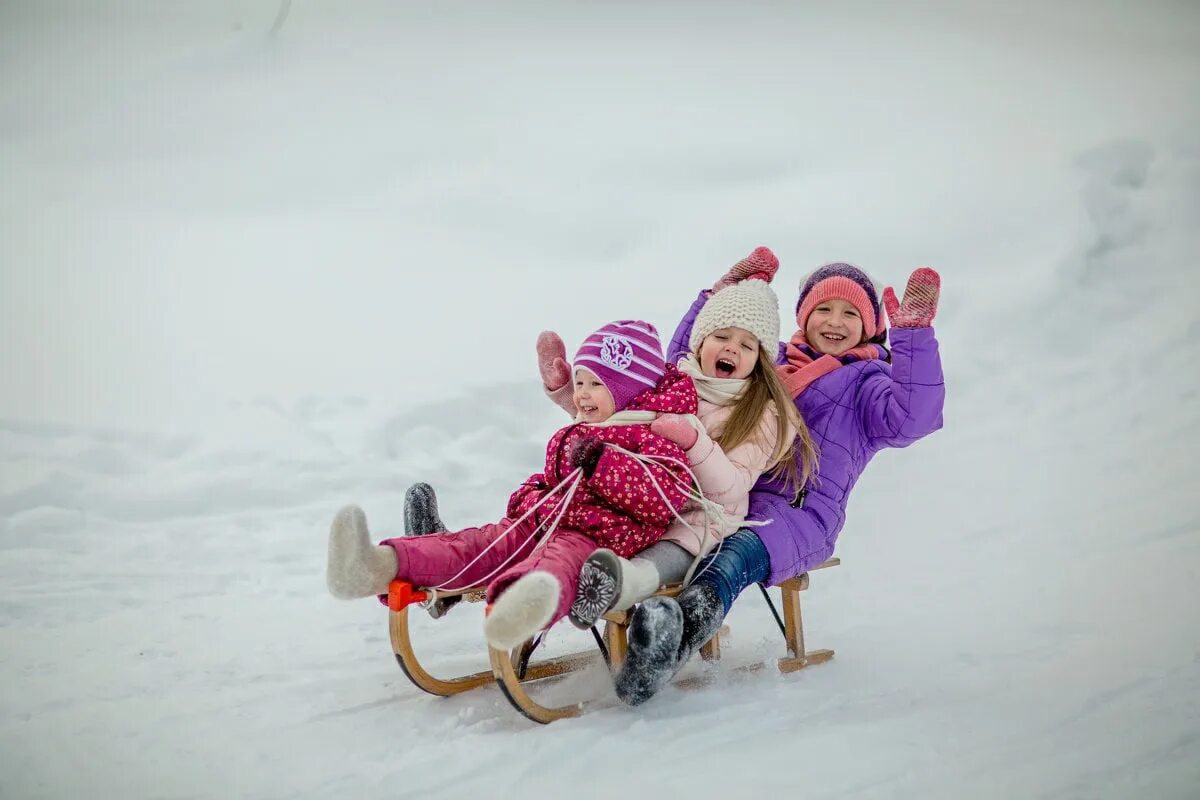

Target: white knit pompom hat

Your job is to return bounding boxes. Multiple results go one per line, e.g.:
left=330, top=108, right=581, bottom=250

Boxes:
left=688, top=279, right=780, bottom=353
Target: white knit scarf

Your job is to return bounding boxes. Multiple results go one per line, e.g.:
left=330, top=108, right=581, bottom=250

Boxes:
left=574, top=409, right=659, bottom=427
left=677, top=354, right=748, bottom=407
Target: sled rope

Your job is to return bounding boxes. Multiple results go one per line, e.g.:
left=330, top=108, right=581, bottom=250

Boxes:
left=424, top=434, right=741, bottom=599
left=626, top=447, right=770, bottom=586
left=599, top=445, right=734, bottom=587
left=425, top=467, right=585, bottom=595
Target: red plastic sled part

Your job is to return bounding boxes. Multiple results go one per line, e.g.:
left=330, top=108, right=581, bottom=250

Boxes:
left=386, top=580, right=429, bottom=612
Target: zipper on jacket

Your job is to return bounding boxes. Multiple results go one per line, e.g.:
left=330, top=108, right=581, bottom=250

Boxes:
left=790, top=486, right=807, bottom=509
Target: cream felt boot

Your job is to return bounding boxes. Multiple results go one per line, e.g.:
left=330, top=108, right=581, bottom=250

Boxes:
left=326, top=505, right=399, bottom=599
left=484, top=571, right=560, bottom=650
left=612, top=556, right=663, bottom=611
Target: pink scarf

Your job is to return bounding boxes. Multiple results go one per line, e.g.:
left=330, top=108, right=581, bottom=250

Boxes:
left=776, top=330, right=883, bottom=399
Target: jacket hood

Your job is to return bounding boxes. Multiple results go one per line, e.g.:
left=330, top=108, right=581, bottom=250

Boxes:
left=624, top=365, right=698, bottom=415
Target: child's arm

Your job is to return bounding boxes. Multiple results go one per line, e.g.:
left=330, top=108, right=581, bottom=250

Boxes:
left=666, top=290, right=712, bottom=365
left=859, top=268, right=945, bottom=448
left=536, top=331, right=577, bottom=417
left=669, top=247, right=783, bottom=363
left=652, top=414, right=782, bottom=506
left=584, top=434, right=691, bottom=528
left=506, top=472, right=548, bottom=520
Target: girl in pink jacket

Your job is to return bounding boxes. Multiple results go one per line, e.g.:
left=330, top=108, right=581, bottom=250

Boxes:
left=533, top=248, right=821, bottom=629
left=326, top=320, right=697, bottom=650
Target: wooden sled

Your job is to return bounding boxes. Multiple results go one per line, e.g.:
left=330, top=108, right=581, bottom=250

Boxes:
left=387, top=557, right=840, bottom=724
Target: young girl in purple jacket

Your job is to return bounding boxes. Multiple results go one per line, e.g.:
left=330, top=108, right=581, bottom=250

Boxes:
left=614, top=261, right=945, bottom=705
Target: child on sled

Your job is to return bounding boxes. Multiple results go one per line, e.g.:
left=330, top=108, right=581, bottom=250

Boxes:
left=615, top=262, right=945, bottom=704
left=554, top=250, right=821, bottom=628
left=326, top=320, right=698, bottom=650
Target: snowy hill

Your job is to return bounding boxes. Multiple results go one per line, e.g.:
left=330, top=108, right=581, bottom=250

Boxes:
left=2, top=2, right=1198, bottom=798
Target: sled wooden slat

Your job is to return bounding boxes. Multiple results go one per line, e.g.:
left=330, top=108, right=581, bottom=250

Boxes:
left=774, top=559, right=838, bottom=674
left=778, top=648, right=834, bottom=673
left=387, top=557, right=842, bottom=722
left=603, top=619, right=629, bottom=669
left=390, top=605, right=601, bottom=697
left=515, top=650, right=599, bottom=681
left=390, top=606, right=496, bottom=695
left=488, top=645, right=585, bottom=724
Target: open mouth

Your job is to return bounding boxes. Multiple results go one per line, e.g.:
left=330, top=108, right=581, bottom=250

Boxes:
left=820, top=333, right=846, bottom=344
left=579, top=404, right=599, bottom=415
left=715, top=358, right=736, bottom=377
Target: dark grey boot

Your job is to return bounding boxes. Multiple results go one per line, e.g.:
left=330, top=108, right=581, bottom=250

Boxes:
left=677, top=582, right=726, bottom=657
left=402, top=482, right=458, bottom=619
left=613, top=582, right=725, bottom=706
left=613, top=596, right=684, bottom=706
left=404, top=482, right=447, bottom=536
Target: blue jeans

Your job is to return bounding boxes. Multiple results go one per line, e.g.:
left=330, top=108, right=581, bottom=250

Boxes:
left=690, top=529, right=771, bottom=614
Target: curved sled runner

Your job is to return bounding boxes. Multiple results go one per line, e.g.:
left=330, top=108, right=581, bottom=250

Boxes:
left=387, top=558, right=840, bottom=723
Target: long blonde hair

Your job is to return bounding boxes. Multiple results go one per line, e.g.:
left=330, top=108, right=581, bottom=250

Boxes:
left=707, top=344, right=818, bottom=499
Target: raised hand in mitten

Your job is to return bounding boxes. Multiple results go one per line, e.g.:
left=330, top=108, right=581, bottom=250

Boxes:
left=536, top=331, right=571, bottom=391
left=569, top=436, right=607, bottom=478
left=710, top=246, right=780, bottom=293
left=883, top=267, right=941, bottom=328
left=650, top=414, right=699, bottom=450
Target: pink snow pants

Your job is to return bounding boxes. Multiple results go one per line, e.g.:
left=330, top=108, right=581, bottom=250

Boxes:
left=379, top=517, right=596, bottom=624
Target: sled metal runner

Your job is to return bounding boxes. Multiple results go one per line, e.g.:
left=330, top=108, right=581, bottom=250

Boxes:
left=387, top=558, right=840, bottom=724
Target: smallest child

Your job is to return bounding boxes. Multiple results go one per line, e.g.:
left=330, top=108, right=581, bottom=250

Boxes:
left=326, top=320, right=699, bottom=650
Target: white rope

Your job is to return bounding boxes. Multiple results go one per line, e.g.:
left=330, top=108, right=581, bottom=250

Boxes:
left=426, top=467, right=584, bottom=593
left=600, top=444, right=731, bottom=586
left=419, top=433, right=749, bottom=598
left=627, top=446, right=773, bottom=585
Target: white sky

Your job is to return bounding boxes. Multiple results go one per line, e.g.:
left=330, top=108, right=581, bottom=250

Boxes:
left=2, top=0, right=1198, bottom=432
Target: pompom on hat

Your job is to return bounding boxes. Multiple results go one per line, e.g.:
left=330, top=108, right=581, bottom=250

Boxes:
left=573, top=320, right=668, bottom=412
left=795, top=262, right=886, bottom=343
left=688, top=279, right=781, bottom=354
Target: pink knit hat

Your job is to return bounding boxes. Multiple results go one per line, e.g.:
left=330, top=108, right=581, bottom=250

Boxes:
left=572, top=320, right=667, bottom=411
left=795, top=262, right=885, bottom=342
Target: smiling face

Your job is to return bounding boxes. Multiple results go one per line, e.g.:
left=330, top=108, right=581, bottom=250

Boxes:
left=573, top=368, right=616, bottom=422
left=805, top=298, right=865, bottom=356
left=698, top=326, right=761, bottom=380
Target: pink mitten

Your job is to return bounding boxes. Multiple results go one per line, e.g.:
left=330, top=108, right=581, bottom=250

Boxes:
left=536, top=331, right=571, bottom=391
left=883, top=267, right=941, bottom=328
left=650, top=414, right=699, bottom=450
left=711, top=246, right=780, bottom=293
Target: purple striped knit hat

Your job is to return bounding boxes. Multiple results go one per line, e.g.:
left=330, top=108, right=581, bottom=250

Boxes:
left=572, top=320, right=667, bottom=412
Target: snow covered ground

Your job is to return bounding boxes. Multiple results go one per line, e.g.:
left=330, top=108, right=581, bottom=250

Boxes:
left=2, top=2, right=1198, bottom=798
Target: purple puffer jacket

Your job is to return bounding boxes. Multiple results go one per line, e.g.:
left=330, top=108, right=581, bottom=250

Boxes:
left=668, top=289, right=945, bottom=586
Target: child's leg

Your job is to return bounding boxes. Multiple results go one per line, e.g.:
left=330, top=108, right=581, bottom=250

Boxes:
left=487, top=528, right=595, bottom=622
left=614, top=529, right=770, bottom=706
left=483, top=529, right=595, bottom=649
left=569, top=541, right=693, bottom=628
left=380, top=516, right=540, bottom=591
left=685, top=528, right=771, bottom=620
left=327, top=506, right=401, bottom=599
left=609, top=541, right=693, bottom=612
left=638, top=542, right=696, bottom=585
left=327, top=504, right=540, bottom=599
